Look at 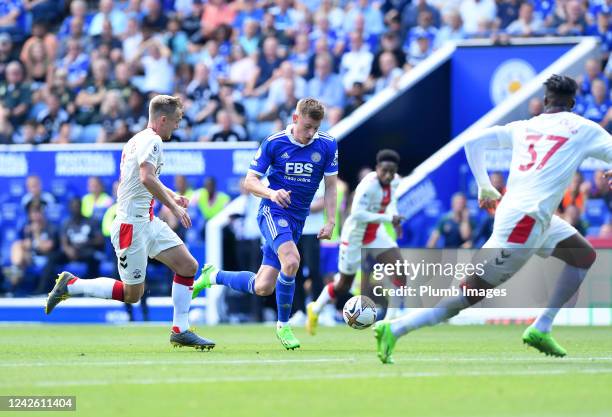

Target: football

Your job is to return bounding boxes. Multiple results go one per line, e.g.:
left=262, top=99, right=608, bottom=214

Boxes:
left=342, top=295, right=377, bottom=329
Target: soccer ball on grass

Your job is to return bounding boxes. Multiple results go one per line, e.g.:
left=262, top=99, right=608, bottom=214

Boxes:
left=342, top=295, right=377, bottom=329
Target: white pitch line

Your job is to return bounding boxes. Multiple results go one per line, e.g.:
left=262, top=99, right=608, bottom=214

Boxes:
left=3, top=368, right=612, bottom=388
left=2, top=356, right=612, bottom=368
left=0, top=357, right=354, bottom=368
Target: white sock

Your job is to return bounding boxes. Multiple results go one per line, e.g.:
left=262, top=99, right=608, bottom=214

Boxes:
left=209, top=269, right=219, bottom=285
left=533, top=308, right=559, bottom=333
left=312, top=282, right=335, bottom=314
left=172, top=276, right=193, bottom=333
left=533, top=265, right=588, bottom=333
left=67, top=277, right=123, bottom=300
left=384, top=308, right=401, bottom=320
left=277, top=321, right=289, bottom=329
left=390, top=294, right=470, bottom=338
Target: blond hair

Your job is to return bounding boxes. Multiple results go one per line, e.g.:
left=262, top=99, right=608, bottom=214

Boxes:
left=296, top=98, right=325, bottom=121
left=149, top=95, right=183, bottom=120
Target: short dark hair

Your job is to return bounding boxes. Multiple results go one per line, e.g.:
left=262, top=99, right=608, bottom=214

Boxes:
left=376, top=149, right=400, bottom=165
left=543, top=74, right=578, bottom=106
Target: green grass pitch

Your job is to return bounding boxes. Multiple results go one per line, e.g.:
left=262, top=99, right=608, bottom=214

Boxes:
left=2, top=324, right=612, bottom=417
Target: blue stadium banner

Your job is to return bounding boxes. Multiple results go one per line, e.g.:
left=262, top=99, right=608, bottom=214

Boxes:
left=451, top=44, right=573, bottom=136
left=0, top=142, right=259, bottom=201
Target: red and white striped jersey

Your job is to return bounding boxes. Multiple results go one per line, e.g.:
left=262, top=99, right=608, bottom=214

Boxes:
left=116, top=128, right=164, bottom=223
left=340, top=172, right=400, bottom=245
left=494, top=112, right=612, bottom=226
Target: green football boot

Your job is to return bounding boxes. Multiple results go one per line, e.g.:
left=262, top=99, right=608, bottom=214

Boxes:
left=276, top=325, right=301, bottom=350
left=522, top=326, right=567, bottom=357
left=374, top=321, right=397, bottom=364
left=192, top=264, right=218, bottom=299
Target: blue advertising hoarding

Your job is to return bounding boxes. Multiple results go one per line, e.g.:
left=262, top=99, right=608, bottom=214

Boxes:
left=0, top=143, right=258, bottom=206
left=451, top=44, right=573, bottom=136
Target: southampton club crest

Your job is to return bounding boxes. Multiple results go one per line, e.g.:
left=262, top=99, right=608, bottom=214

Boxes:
left=311, top=152, right=321, bottom=163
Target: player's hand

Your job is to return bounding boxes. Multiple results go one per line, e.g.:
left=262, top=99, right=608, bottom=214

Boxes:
left=604, top=170, right=612, bottom=190
left=172, top=205, right=192, bottom=229
left=270, top=189, right=291, bottom=208
left=317, top=221, right=335, bottom=240
left=478, top=187, right=502, bottom=210
left=390, top=215, right=404, bottom=239
left=391, top=215, right=405, bottom=226
left=174, top=195, right=189, bottom=208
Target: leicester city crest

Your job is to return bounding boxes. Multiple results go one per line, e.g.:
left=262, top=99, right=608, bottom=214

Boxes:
left=311, top=152, right=321, bottom=162
left=490, top=59, right=536, bottom=105
left=278, top=218, right=289, bottom=228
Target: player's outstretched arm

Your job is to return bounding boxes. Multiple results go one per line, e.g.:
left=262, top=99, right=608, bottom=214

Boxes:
left=464, top=126, right=511, bottom=209
left=139, top=162, right=192, bottom=228
left=318, top=174, right=337, bottom=240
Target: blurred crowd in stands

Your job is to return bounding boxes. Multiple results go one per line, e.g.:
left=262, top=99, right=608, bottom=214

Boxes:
left=3, top=0, right=612, bottom=145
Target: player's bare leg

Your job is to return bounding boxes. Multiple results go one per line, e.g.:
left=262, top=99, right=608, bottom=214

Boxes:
left=523, top=233, right=596, bottom=357
left=155, top=244, right=215, bottom=350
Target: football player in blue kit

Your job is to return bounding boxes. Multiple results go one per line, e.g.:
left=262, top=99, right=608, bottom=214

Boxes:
left=193, top=98, right=338, bottom=349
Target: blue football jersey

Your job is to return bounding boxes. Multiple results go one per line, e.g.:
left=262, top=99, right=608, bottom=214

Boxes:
left=249, top=125, right=338, bottom=221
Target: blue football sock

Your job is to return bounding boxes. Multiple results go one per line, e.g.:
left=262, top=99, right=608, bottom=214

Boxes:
left=276, top=272, right=295, bottom=324
left=216, top=270, right=256, bottom=294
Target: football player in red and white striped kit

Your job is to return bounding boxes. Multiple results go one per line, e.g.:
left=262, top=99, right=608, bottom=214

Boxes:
left=306, top=149, right=406, bottom=335
left=374, top=75, right=612, bottom=364
left=46, top=95, right=215, bottom=350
